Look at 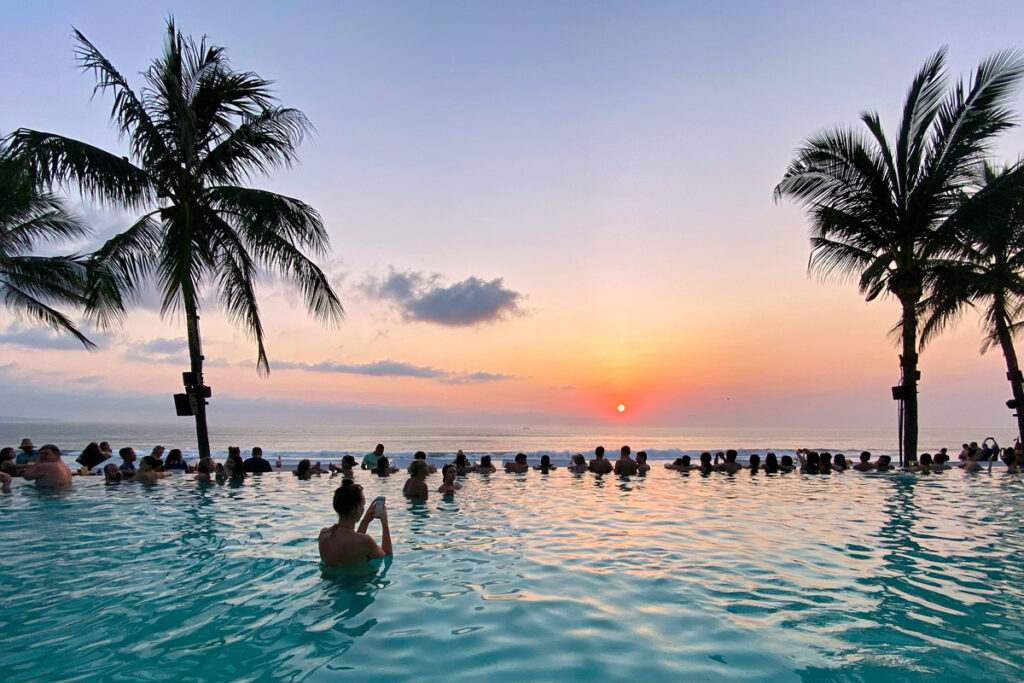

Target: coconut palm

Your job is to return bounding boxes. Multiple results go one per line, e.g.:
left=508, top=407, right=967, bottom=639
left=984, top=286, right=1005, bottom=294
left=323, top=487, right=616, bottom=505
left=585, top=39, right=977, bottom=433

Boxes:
left=774, top=48, right=1024, bottom=462
left=920, top=162, right=1024, bottom=442
left=7, top=20, right=343, bottom=457
left=0, top=142, right=96, bottom=348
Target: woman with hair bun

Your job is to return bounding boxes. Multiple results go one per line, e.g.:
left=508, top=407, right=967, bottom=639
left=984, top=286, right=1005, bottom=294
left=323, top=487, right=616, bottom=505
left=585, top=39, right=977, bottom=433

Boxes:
left=318, top=480, right=392, bottom=566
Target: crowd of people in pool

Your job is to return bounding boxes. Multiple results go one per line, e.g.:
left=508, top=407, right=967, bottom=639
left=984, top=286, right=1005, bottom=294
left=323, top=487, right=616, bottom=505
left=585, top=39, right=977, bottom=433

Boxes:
left=2, top=436, right=1020, bottom=565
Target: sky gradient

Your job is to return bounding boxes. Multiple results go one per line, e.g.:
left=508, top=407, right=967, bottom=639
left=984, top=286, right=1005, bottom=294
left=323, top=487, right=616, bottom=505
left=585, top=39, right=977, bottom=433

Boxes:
left=3, top=1, right=1024, bottom=429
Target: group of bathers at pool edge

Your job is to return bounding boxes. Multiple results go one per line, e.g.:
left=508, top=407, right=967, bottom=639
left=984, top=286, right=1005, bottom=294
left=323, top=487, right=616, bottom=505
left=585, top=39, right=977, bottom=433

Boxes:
left=2, top=438, right=1020, bottom=565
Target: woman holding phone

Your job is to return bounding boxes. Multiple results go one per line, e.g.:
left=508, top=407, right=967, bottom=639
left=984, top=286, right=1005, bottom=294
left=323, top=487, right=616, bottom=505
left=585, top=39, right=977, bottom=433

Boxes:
left=319, top=480, right=393, bottom=566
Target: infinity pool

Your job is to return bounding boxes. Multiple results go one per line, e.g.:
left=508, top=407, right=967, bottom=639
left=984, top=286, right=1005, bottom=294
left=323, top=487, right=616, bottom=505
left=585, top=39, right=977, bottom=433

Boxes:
left=1, top=469, right=1022, bottom=681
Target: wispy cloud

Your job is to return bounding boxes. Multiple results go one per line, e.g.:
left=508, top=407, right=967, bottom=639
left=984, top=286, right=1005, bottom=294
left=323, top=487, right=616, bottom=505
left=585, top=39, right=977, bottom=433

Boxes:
left=272, top=358, right=518, bottom=383
left=360, top=268, right=524, bottom=326
left=0, top=323, right=112, bottom=350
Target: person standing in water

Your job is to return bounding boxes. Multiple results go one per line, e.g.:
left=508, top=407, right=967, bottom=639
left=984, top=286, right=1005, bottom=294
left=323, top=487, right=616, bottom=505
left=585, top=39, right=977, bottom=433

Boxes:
left=319, top=480, right=392, bottom=566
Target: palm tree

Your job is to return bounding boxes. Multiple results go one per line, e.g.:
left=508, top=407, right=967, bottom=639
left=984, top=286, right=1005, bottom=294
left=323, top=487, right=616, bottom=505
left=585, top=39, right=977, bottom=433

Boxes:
left=0, top=141, right=96, bottom=348
left=920, top=161, right=1024, bottom=442
left=7, top=20, right=343, bottom=458
left=775, top=48, right=1024, bottom=463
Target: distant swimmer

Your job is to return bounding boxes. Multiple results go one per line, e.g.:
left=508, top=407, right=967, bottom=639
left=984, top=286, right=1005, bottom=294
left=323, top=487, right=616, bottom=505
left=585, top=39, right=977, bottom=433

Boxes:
left=570, top=454, right=588, bottom=473
left=454, top=450, right=475, bottom=475
left=134, top=456, right=172, bottom=483
left=853, top=452, right=874, bottom=472
left=474, top=455, right=496, bottom=473
left=748, top=454, right=761, bottom=474
left=589, top=446, right=612, bottom=475
left=403, top=460, right=429, bottom=500
left=438, top=464, right=463, bottom=492
left=665, top=455, right=692, bottom=472
left=614, top=446, right=638, bottom=476
left=22, top=444, right=72, bottom=488
left=715, top=450, right=743, bottom=474
left=319, top=480, right=392, bottom=567
left=407, top=451, right=438, bottom=475
left=362, top=444, right=385, bottom=470
left=504, top=453, right=530, bottom=474
left=533, top=454, right=557, bottom=473
left=636, top=451, right=650, bottom=474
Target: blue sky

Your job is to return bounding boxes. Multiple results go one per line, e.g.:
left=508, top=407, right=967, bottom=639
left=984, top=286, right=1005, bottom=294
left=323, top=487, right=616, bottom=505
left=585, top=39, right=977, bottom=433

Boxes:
left=3, top=1, right=1024, bottom=428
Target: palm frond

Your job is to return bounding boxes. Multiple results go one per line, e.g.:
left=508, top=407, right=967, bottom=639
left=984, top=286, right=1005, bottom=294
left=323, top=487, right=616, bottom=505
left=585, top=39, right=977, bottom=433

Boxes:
left=0, top=280, right=95, bottom=349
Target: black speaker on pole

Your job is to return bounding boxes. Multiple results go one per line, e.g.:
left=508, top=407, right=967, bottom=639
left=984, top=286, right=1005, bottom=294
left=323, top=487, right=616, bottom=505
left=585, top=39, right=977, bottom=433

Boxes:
left=174, top=393, right=194, bottom=416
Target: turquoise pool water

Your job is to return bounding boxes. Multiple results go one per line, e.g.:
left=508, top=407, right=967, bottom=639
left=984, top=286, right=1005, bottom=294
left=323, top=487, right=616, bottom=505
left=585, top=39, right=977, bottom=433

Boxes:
left=2, top=469, right=1022, bottom=681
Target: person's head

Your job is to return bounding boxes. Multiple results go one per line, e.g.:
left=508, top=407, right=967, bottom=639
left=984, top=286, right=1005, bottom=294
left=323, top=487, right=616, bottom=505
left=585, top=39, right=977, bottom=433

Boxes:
left=167, top=448, right=183, bottom=463
left=103, top=463, right=122, bottom=482
left=296, top=459, right=311, bottom=476
left=99, top=441, right=112, bottom=454
left=138, top=455, right=158, bottom=473
left=455, top=451, right=469, bottom=466
left=920, top=453, right=933, bottom=466
left=119, top=447, right=136, bottom=463
left=0, top=446, right=13, bottom=463
left=540, top=454, right=551, bottom=467
left=1002, top=450, right=1016, bottom=465
left=620, top=445, right=631, bottom=458
left=409, top=459, right=427, bottom=478
left=833, top=454, right=845, bottom=468
left=19, top=438, right=35, bottom=452
left=150, top=445, right=165, bottom=458
left=781, top=455, right=794, bottom=468
left=480, top=455, right=492, bottom=467
left=860, top=451, right=871, bottom=463
left=252, top=447, right=263, bottom=459
left=726, top=449, right=737, bottom=462
left=514, top=453, right=526, bottom=465
left=636, top=451, right=647, bottom=464
left=700, top=452, right=712, bottom=466
left=765, top=453, right=778, bottom=467
left=749, top=454, right=760, bottom=470
left=38, top=444, right=61, bottom=462
left=442, top=464, right=457, bottom=483
left=228, top=446, right=241, bottom=458
left=332, top=479, right=365, bottom=520
left=935, top=452, right=948, bottom=464
left=595, top=446, right=605, bottom=459
left=572, top=454, right=585, bottom=466
left=820, top=452, right=832, bottom=467
left=415, top=451, right=427, bottom=461
left=341, top=455, right=357, bottom=469
left=878, top=455, right=892, bottom=467
left=227, top=452, right=245, bottom=476
left=681, top=455, right=691, bottom=467
left=807, top=451, right=820, bottom=467
left=376, top=456, right=391, bottom=475
left=375, top=444, right=385, bottom=456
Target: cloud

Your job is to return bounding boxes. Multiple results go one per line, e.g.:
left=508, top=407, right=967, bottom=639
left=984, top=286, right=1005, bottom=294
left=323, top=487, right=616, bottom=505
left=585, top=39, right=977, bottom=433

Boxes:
left=440, top=371, right=519, bottom=385
left=272, top=358, right=518, bottom=383
left=274, top=359, right=446, bottom=379
left=360, top=268, right=524, bottom=326
left=140, top=337, right=187, bottom=354
left=0, top=323, right=112, bottom=350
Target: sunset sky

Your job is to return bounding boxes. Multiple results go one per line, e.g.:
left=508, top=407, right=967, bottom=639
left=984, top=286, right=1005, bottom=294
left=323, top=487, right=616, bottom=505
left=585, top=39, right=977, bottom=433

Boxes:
left=3, top=1, right=1024, bottom=428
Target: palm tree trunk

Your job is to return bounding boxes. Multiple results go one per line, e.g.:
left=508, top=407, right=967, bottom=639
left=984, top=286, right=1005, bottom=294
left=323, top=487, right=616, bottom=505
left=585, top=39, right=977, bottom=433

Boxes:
left=994, top=313, right=1024, bottom=443
left=901, top=297, right=919, bottom=465
left=183, top=289, right=211, bottom=459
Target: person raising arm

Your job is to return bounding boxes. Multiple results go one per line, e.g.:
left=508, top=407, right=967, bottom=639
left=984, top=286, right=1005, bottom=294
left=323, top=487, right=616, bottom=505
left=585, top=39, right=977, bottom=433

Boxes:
left=319, top=480, right=392, bottom=567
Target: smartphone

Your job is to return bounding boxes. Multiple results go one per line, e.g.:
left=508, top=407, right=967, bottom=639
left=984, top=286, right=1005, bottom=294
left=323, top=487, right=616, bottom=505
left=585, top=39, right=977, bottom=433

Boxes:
left=372, top=496, right=385, bottom=515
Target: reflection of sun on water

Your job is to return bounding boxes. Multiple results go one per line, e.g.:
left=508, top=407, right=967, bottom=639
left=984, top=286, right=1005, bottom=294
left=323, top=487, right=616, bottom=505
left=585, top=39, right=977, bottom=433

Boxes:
left=617, top=404, right=626, bottom=413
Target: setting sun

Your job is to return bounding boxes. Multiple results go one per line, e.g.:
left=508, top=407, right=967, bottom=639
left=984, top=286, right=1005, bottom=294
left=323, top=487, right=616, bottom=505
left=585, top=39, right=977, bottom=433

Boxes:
left=617, top=403, right=626, bottom=413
